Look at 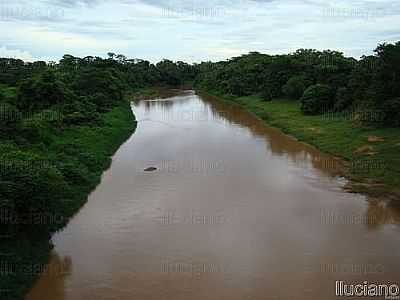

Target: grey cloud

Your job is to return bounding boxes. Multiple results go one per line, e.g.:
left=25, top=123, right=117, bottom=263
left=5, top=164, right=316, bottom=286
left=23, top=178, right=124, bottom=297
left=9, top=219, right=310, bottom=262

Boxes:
left=41, top=0, right=100, bottom=7
left=0, top=3, right=66, bottom=22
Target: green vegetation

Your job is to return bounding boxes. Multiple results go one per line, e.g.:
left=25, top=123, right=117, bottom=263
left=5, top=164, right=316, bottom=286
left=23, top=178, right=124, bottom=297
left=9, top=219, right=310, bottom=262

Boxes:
left=195, top=41, right=400, bottom=197
left=282, top=76, right=309, bottom=100
left=195, top=41, right=400, bottom=128
left=0, top=54, right=197, bottom=300
left=1, top=41, right=400, bottom=299
left=300, top=84, right=334, bottom=115
left=0, top=102, right=135, bottom=300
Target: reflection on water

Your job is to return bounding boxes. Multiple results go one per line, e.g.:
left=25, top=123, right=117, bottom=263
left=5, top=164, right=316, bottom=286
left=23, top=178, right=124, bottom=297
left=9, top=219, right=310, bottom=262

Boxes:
left=26, top=91, right=400, bottom=300
left=200, top=94, right=346, bottom=178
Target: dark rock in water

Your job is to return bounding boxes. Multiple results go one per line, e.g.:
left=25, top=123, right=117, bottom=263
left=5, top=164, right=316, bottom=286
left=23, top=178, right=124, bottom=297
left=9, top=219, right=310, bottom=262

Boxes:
left=144, top=167, right=157, bottom=172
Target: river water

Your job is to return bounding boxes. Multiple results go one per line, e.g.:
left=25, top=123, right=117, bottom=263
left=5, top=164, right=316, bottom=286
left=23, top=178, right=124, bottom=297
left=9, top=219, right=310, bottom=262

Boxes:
left=26, top=91, right=400, bottom=300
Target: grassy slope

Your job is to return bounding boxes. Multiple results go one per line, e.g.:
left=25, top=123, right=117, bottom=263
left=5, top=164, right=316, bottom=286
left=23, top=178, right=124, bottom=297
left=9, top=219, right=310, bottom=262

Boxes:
left=200, top=92, right=400, bottom=197
left=1, top=99, right=137, bottom=300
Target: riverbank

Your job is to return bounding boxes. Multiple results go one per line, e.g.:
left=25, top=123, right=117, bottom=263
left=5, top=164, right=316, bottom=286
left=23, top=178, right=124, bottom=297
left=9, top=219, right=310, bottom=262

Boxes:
left=128, top=86, right=193, bottom=101
left=0, top=100, right=136, bottom=300
left=197, top=91, right=400, bottom=199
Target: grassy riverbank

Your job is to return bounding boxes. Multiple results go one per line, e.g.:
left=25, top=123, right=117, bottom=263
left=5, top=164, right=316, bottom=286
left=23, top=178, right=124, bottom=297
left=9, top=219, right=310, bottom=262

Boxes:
left=199, top=91, right=400, bottom=198
left=0, top=100, right=136, bottom=300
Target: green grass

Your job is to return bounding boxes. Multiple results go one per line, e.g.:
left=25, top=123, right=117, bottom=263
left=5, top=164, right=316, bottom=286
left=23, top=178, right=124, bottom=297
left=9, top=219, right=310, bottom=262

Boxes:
left=201, top=91, right=400, bottom=198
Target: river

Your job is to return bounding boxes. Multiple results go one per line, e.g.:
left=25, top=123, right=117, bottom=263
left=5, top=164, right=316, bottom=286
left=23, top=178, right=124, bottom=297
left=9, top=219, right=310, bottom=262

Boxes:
left=26, top=91, right=400, bottom=300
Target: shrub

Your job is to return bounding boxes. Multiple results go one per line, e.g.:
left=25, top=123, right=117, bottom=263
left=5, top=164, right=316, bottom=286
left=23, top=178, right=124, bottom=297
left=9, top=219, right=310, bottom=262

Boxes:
left=334, top=87, right=352, bottom=111
left=73, top=68, right=123, bottom=105
left=17, top=70, right=72, bottom=112
left=19, top=114, right=53, bottom=143
left=260, top=87, right=273, bottom=101
left=63, top=97, right=99, bottom=125
left=0, top=150, right=68, bottom=232
left=300, top=84, right=334, bottom=115
left=0, top=103, right=22, bottom=129
left=87, top=93, right=113, bottom=111
left=282, top=76, right=307, bottom=99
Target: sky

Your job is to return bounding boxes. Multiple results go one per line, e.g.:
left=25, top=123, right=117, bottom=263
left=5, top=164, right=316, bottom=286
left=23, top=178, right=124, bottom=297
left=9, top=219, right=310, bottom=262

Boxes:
left=0, top=0, right=399, bottom=63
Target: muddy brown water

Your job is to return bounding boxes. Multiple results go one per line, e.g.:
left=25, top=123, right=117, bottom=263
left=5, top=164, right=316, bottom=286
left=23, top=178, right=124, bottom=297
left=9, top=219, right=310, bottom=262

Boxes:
left=26, top=91, right=400, bottom=300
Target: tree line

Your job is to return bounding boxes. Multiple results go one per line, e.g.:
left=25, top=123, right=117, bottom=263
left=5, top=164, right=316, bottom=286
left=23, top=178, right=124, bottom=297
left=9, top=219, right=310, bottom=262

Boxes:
left=0, top=53, right=197, bottom=129
left=194, top=41, right=400, bottom=127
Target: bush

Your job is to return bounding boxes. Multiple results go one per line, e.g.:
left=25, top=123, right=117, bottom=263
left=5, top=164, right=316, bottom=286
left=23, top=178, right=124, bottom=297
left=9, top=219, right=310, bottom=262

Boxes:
left=282, top=76, right=307, bottom=99
left=19, top=114, right=55, bottom=143
left=87, top=93, right=113, bottom=111
left=260, top=87, right=273, bottom=101
left=382, top=98, right=400, bottom=127
left=73, top=68, right=123, bottom=105
left=17, top=70, right=72, bottom=112
left=0, top=150, right=68, bottom=230
left=334, top=87, right=352, bottom=111
left=300, top=84, right=334, bottom=115
left=63, top=97, right=99, bottom=125
left=0, top=103, right=22, bottom=129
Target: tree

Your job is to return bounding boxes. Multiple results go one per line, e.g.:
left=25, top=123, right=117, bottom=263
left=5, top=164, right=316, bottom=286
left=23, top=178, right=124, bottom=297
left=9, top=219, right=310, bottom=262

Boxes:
left=334, top=87, right=352, bottom=111
left=17, top=70, right=71, bottom=112
left=156, top=59, right=182, bottom=86
left=73, top=68, right=123, bottom=109
left=300, top=84, right=334, bottom=115
left=374, top=42, right=400, bottom=100
left=107, top=52, right=116, bottom=60
left=0, top=103, right=21, bottom=136
left=282, top=76, right=308, bottom=100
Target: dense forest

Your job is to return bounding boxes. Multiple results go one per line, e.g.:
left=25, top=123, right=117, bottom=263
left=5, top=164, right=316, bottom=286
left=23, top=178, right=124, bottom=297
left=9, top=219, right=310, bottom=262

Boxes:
left=195, top=41, right=400, bottom=127
left=0, top=41, right=399, bottom=299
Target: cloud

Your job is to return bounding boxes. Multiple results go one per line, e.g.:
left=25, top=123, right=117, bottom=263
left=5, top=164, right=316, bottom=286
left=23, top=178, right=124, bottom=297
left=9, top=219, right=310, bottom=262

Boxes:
left=0, top=46, right=35, bottom=61
left=41, top=0, right=101, bottom=7
left=0, top=0, right=399, bottom=62
left=0, top=1, right=66, bottom=22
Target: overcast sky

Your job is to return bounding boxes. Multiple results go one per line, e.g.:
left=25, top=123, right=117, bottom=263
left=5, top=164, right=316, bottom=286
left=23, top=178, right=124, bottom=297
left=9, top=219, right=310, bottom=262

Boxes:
left=0, top=0, right=399, bottom=62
